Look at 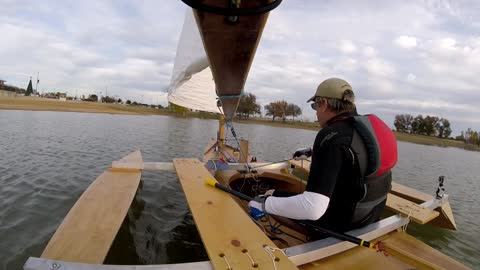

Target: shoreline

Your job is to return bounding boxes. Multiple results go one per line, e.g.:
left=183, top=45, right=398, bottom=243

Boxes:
left=1, top=96, right=478, bottom=152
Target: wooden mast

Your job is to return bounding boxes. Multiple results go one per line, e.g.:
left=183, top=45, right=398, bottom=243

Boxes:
left=218, top=114, right=225, bottom=149
left=191, top=0, right=274, bottom=119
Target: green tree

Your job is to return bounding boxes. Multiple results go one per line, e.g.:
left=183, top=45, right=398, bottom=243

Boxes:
left=25, top=78, right=33, bottom=96
left=264, top=100, right=289, bottom=121
left=394, top=114, right=414, bottom=132
left=472, top=131, right=479, bottom=146
left=83, top=94, right=98, bottom=102
left=264, top=104, right=275, bottom=120
left=101, top=96, right=116, bottom=103
left=126, top=100, right=131, bottom=105
left=411, top=115, right=425, bottom=134
left=286, top=103, right=302, bottom=120
left=237, top=93, right=261, bottom=119
left=424, top=115, right=439, bottom=136
left=436, top=118, right=452, bottom=138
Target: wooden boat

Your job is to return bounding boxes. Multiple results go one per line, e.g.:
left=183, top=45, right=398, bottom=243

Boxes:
left=25, top=1, right=470, bottom=269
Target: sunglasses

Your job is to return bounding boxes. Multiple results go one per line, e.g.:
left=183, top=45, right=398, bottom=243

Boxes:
left=310, top=97, right=323, bottom=111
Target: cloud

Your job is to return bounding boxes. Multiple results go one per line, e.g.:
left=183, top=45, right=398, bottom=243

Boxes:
left=1, top=0, right=480, bottom=134
left=339, top=40, right=357, bottom=54
left=394, top=36, right=418, bottom=48
left=363, top=46, right=377, bottom=57
left=407, top=73, right=416, bottom=81
left=439, top=37, right=457, bottom=49
left=364, top=59, right=396, bottom=77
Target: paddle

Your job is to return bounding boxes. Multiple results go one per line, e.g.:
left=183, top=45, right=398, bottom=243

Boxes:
left=205, top=178, right=376, bottom=249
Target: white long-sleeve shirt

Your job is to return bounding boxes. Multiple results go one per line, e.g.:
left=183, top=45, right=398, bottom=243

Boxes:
left=264, top=191, right=330, bottom=220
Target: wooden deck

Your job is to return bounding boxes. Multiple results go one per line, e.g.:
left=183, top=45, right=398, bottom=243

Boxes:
left=173, top=158, right=299, bottom=270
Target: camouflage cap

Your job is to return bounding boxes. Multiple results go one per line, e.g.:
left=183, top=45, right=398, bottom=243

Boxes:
left=307, top=78, right=353, bottom=102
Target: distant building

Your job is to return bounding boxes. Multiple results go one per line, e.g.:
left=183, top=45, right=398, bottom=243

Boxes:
left=0, top=79, right=20, bottom=97
left=0, top=89, right=17, bottom=97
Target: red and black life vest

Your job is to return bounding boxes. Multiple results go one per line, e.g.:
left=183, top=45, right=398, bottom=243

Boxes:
left=352, top=114, right=398, bottom=178
left=348, top=114, right=398, bottom=224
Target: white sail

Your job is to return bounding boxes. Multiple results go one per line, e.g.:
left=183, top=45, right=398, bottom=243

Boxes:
left=166, top=10, right=219, bottom=113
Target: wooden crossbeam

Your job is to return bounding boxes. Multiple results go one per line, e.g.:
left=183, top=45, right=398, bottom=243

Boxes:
left=386, top=194, right=439, bottom=224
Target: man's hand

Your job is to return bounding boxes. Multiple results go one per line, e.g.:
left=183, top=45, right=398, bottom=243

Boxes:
left=248, top=195, right=269, bottom=220
left=293, top=147, right=312, bottom=160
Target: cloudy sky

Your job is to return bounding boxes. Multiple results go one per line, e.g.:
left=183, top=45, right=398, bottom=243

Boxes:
left=1, top=0, right=479, bottom=134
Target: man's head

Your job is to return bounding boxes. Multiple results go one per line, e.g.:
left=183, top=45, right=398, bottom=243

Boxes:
left=307, top=78, right=356, bottom=127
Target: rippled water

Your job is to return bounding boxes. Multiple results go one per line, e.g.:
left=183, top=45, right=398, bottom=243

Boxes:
left=0, top=110, right=478, bottom=269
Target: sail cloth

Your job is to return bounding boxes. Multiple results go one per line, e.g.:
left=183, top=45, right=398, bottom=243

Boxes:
left=166, top=10, right=220, bottom=113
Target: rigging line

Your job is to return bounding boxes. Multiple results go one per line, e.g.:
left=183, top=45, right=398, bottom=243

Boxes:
left=248, top=158, right=293, bottom=169
left=216, top=103, right=261, bottom=189
left=226, top=121, right=256, bottom=174
left=265, top=215, right=307, bottom=243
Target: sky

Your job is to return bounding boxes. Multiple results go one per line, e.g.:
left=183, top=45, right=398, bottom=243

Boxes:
left=1, top=0, right=480, bottom=135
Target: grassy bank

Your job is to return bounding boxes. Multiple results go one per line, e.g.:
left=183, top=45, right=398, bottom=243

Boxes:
left=0, top=96, right=218, bottom=119
left=0, top=96, right=170, bottom=115
left=236, top=118, right=479, bottom=152
left=393, top=132, right=479, bottom=151
left=235, top=118, right=319, bottom=130
left=2, top=96, right=477, bottom=151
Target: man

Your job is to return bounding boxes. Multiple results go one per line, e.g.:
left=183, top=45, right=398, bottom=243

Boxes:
left=248, top=78, right=397, bottom=237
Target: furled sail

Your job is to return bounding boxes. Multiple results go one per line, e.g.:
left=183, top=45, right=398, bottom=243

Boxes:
left=167, top=10, right=219, bottom=114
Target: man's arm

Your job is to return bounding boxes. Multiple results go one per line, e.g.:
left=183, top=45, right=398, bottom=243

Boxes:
left=260, top=144, right=345, bottom=220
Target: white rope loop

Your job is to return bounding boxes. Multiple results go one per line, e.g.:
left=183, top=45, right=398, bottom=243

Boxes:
left=263, top=245, right=286, bottom=270
left=219, top=253, right=232, bottom=270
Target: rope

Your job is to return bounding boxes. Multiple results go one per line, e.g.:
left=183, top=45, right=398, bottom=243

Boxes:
left=218, top=93, right=244, bottom=99
left=249, top=158, right=293, bottom=169
left=219, top=253, right=232, bottom=270
left=225, top=121, right=261, bottom=183
left=242, top=249, right=258, bottom=268
left=401, top=208, right=414, bottom=232
left=263, top=245, right=286, bottom=270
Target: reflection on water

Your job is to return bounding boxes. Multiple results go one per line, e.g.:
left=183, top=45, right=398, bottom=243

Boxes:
left=0, top=110, right=478, bottom=269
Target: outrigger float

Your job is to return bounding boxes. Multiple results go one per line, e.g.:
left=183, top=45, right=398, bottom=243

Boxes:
left=25, top=1, right=470, bottom=269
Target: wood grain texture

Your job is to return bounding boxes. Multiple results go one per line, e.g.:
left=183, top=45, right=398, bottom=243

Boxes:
left=382, top=231, right=471, bottom=270
left=391, top=182, right=433, bottom=203
left=173, top=158, right=298, bottom=270
left=299, top=234, right=412, bottom=270
left=41, top=151, right=142, bottom=263
left=386, top=194, right=439, bottom=224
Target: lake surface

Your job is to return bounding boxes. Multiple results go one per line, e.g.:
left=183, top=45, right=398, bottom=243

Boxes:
left=0, top=110, right=478, bottom=269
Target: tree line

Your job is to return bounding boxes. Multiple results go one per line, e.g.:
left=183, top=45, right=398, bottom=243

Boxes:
left=264, top=100, right=302, bottom=121
left=394, top=114, right=452, bottom=138
left=456, top=128, right=480, bottom=146
left=235, top=93, right=303, bottom=121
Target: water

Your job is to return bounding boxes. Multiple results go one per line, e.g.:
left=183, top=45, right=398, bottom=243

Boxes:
left=0, top=110, right=478, bottom=269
